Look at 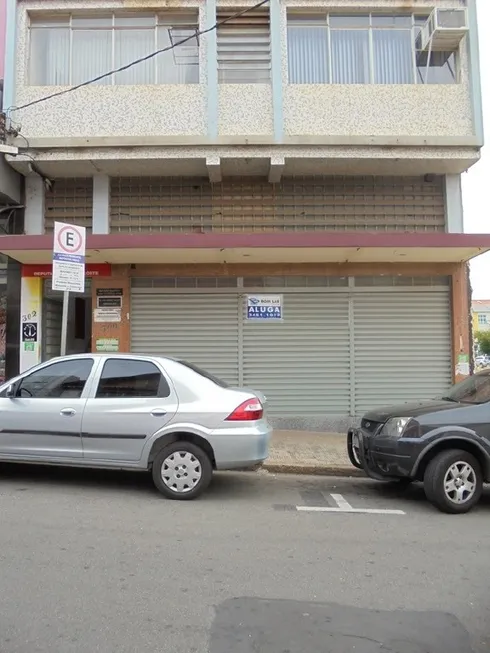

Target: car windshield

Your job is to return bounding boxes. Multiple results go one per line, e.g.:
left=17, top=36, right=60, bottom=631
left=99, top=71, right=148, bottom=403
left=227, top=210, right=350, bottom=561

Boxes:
left=177, top=360, right=229, bottom=388
left=441, top=371, right=490, bottom=405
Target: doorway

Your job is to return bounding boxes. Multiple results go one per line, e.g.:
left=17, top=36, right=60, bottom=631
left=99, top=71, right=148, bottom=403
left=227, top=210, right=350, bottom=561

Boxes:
left=42, top=279, right=92, bottom=361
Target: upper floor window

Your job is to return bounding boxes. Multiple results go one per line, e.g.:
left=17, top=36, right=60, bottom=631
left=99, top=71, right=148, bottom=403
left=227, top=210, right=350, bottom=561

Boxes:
left=287, top=14, right=457, bottom=85
left=217, top=9, right=270, bottom=83
left=478, top=314, right=489, bottom=326
left=28, top=12, right=199, bottom=86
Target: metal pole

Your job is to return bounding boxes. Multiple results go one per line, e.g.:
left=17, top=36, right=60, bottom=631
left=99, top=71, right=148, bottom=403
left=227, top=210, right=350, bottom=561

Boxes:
left=60, top=290, right=69, bottom=356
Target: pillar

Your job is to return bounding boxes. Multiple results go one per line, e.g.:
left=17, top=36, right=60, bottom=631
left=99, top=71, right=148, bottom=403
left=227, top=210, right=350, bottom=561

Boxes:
left=19, top=269, right=43, bottom=372
left=91, top=265, right=130, bottom=354
left=451, top=263, right=471, bottom=383
left=206, top=0, right=218, bottom=139
left=24, top=176, right=45, bottom=235
left=444, top=175, right=464, bottom=233
left=270, top=0, right=284, bottom=143
left=92, top=175, right=110, bottom=234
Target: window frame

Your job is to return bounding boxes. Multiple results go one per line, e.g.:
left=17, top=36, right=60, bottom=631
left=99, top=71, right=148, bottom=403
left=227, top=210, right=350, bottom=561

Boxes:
left=94, top=357, right=171, bottom=399
left=15, top=358, right=95, bottom=399
left=286, top=12, right=459, bottom=86
left=27, top=11, right=200, bottom=87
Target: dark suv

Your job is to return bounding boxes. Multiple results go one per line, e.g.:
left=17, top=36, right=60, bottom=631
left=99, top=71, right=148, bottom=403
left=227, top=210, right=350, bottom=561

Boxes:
left=347, top=370, right=490, bottom=514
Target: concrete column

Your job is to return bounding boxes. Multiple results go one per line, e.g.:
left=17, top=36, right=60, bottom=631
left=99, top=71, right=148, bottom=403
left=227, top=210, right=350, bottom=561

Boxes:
left=270, top=0, right=284, bottom=143
left=24, top=176, right=45, bottom=235
left=206, top=0, right=218, bottom=139
left=467, top=0, right=484, bottom=146
left=444, top=175, right=464, bottom=234
left=452, top=263, right=471, bottom=383
left=91, top=266, right=130, bottom=354
left=2, top=0, right=17, bottom=112
left=19, top=274, right=43, bottom=372
left=92, top=175, right=110, bottom=234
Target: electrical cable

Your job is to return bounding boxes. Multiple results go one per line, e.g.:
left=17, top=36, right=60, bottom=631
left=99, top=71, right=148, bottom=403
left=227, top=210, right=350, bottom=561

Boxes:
left=9, top=0, right=270, bottom=114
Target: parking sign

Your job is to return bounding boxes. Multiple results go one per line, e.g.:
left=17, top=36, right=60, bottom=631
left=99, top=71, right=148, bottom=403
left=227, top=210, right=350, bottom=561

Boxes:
left=52, top=222, right=86, bottom=293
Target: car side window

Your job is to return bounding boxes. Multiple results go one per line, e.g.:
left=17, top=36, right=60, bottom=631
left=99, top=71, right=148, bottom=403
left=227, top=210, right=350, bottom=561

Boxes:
left=95, top=359, right=170, bottom=399
left=17, top=360, right=94, bottom=399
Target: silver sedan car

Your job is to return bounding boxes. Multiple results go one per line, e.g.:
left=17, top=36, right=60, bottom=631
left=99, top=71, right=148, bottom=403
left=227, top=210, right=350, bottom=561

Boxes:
left=0, top=354, right=272, bottom=499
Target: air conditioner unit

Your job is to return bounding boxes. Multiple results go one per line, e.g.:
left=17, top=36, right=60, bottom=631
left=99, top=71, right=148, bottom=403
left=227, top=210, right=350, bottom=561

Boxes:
left=417, top=8, right=468, bottom=52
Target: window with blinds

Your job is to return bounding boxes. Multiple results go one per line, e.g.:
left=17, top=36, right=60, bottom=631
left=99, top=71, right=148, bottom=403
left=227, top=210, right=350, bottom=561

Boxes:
left=287, top=13, right=457, bottom=85
left=217, top=9, right=271, bottom=83
left=28, top=12, right=199, bottom=86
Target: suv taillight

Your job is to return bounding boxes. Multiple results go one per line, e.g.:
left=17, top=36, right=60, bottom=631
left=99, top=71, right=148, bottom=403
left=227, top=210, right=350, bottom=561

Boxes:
left=226, top=399, right=263, bottom=421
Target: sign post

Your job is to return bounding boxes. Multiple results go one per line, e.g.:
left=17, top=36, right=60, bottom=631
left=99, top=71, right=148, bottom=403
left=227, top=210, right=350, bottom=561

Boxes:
left=52, top=222, right=86, bottom=356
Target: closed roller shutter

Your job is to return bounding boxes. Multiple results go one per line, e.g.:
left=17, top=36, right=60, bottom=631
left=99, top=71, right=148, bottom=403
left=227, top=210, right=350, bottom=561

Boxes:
left=242, top=293, right=350, bottom=416
left=353, top=291, right=451, bottom=415
left=131, top=292, right=240, bottom=386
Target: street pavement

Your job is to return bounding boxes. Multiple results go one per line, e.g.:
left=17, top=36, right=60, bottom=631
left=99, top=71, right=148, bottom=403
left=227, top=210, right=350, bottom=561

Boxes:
left=0, top=463, right=489, bottom=652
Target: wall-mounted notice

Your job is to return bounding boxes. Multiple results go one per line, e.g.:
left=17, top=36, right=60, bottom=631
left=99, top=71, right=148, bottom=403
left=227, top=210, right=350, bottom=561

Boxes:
left=96, top=338, right=120, bottom=352
left=246, top=295, right=283, bottom=321
left=94, top=308, right=122, bottom=323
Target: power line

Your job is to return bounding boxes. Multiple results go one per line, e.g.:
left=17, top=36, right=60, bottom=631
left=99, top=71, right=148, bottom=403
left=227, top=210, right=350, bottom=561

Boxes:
left=9, top=0, right=270, bottom=114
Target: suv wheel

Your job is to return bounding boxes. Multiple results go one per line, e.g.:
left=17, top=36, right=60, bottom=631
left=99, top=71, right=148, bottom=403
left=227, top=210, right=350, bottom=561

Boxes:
left=424, top=449, right=483, bottom=514
left=152, top=442, right=213, bottom=500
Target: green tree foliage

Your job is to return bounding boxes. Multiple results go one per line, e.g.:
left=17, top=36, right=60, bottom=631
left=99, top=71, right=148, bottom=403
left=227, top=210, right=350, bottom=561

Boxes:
left=475, top=331, right=490, bottom=356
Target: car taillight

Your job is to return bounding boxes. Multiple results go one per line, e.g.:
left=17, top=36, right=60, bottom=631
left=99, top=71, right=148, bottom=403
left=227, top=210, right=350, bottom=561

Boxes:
left=226, top=399, right=263, bottom=421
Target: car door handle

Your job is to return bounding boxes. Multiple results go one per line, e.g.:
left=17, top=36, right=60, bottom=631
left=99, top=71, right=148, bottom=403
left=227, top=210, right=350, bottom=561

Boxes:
left=151, top=409, right=167, bottom=417
left=60, top=408, right=76, bottom=417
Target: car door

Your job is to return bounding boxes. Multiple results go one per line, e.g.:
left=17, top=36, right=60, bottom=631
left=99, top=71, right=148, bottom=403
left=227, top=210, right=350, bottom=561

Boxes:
left=81, top=357, right=178, bottom=462
left=0, top=358, right=95, bottom=459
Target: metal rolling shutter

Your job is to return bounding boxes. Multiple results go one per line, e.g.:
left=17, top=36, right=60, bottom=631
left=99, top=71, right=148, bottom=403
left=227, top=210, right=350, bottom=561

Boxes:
left=242, top=293, right=350, bottom=416
left=353, top=290, right=452, bottom=415
left=131, top=292, right=240, bottom=386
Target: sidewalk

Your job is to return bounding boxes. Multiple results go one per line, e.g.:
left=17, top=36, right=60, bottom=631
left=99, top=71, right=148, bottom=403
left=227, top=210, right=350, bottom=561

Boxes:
left=263, top=430, right=363, bottom=476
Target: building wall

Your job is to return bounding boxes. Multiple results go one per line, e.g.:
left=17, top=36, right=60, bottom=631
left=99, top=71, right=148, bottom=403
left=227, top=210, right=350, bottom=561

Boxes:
left=43, top=175, right=448, bottom=235
left=12, top=0, right=478, bottom=146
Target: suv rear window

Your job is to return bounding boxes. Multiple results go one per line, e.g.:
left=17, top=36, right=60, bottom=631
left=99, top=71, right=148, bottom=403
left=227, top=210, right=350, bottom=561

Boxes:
left=177, top=360, right=229, bottom=388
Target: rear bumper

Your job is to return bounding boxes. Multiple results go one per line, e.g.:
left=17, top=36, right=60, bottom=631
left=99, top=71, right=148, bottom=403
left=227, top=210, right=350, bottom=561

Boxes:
left=347, top=427, right=415, bottom=481
left=211, top=422, right=272, bottom=470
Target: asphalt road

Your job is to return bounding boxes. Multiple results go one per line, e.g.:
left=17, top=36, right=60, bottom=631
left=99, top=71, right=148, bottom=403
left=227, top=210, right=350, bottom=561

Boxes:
left=0, top=464, right=489, bottom=653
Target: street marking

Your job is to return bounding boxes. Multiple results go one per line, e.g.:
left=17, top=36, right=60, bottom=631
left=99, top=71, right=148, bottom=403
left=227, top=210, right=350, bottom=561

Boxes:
left=296, top=506, right=406, bottom=515
left=330, top=493, right=353, bottom=510
left=295, top=493, right=406, bottom=515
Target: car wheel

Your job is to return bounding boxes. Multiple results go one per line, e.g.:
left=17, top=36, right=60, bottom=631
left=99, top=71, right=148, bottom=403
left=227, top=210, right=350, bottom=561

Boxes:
left=423, top=449, right=483, bottom=514
left=152, top=442, right=212, bottom=500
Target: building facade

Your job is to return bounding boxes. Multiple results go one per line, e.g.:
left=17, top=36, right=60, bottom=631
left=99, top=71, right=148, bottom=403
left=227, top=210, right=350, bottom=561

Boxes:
left=472, top=300, right=490, bottom=333
left=0, top=0, right=488, bottom=430
left=0, top=0, right=23, bottom=383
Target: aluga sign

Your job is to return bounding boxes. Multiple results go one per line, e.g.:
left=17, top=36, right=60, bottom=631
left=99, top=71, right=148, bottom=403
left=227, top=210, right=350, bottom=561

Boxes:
left=246, top=295, right=283, bottom=320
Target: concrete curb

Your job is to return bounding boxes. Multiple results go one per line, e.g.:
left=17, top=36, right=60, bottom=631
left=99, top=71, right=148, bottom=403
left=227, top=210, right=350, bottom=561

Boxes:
left=263, top=463, right=364, bottom=477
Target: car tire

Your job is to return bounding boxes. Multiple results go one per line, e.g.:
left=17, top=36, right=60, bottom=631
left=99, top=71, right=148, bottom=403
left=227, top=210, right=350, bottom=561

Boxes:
left=423, top=449, right=483, bottom=514
left=152, top=441, right=213, bottom=500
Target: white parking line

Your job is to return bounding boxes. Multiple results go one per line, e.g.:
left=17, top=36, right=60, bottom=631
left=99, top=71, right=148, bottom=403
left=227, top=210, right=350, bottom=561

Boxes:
left=296, top=493, right=406, bottom=516
left=330, top=493, right=353, bottom=510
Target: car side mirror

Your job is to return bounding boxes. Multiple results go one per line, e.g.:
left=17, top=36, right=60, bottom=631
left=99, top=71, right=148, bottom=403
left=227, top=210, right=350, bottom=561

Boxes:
left=6, top=383, right=16, bottom=398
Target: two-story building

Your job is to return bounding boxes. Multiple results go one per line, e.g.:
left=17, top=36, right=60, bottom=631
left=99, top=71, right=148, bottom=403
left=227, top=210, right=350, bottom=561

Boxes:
left=472, top=300, right=490, bottom=334
left=0, top=0, right=488, bottom=431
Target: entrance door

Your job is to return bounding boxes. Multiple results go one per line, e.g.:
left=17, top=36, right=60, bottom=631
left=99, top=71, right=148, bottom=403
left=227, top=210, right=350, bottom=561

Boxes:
left=81, top=358, right=178, bottom=462
left=0, top=358, right=94, bottom=459
left=42, top=297, right=62, bottom=360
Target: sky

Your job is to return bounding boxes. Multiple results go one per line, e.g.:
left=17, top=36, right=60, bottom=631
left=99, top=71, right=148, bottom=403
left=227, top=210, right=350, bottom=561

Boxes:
left=463, top=0, right=489, bottom=299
